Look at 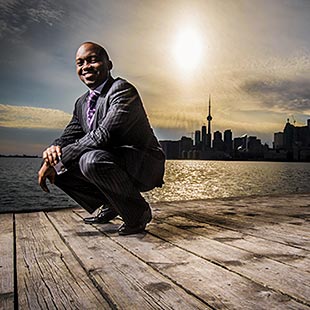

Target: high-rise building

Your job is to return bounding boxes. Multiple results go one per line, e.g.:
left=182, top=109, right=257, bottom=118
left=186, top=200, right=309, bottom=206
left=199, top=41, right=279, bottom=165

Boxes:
left=213, top=131, right=225, bottom=151
left=194, top=130, right=201, bottom=147
left=233, top=135, right=247, bottom=152
left=224, top=129, right=233, bottom=154
left=247, top=136, right=263, bottom=153
left=180, top=136, right=193, bottom=159
left=206, top=95, right=212, bottom=148
left=274, top=132, right=284, bottom=150
left=201, top=125, right=207, bottom=149
left=159, top=140, right=180, bottom=159
left=283, top=119, right=295, bottom=150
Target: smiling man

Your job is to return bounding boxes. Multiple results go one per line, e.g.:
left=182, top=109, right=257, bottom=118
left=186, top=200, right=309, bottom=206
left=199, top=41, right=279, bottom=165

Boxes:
left=38, top=42, right=165, bottom=235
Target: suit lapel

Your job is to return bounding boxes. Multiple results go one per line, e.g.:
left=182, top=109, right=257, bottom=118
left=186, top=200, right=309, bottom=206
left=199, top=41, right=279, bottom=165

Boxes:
left=91, top=77, right=115, bottom=130
left=79, top=92, right=90, bottom=131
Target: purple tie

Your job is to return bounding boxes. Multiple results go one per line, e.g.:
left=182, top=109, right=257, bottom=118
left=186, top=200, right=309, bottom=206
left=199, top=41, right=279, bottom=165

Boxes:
left=87, top=90, right=100, bottom=127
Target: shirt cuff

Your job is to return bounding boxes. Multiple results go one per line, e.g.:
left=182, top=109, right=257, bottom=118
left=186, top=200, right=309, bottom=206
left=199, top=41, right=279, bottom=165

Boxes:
left=53, top=160, right=67, bottom=175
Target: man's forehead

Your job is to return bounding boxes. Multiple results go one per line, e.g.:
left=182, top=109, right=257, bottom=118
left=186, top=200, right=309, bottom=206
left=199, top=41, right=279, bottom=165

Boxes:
left=76, top=51, right=98, bottom=60
left=76, top=44, right=100, bottom=58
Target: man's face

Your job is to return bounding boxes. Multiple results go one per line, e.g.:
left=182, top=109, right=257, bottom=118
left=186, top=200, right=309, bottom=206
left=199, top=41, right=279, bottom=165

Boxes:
left=75, top=43, right=111, bottom=90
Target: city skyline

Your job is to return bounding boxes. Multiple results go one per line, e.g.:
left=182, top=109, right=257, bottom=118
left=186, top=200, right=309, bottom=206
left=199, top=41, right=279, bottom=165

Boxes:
left=0, top=0, right=309, bottom=155
left=160, top=94, right=305, bottom=149
left=160, top=116, right=310, bottom=161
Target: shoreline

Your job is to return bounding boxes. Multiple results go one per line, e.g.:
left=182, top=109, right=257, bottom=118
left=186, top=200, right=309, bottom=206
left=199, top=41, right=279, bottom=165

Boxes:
left=2, top=155, right=310, bottom=163
left=1, top=192, right=310, bottom=214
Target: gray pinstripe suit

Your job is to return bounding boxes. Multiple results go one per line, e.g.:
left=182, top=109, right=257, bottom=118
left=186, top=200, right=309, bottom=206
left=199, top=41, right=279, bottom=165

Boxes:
left=53, top=76, right=165, bottom=226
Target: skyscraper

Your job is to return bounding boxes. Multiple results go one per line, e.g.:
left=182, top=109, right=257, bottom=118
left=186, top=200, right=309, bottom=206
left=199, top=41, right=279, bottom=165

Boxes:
left=206, top=94, right=212, bottom=148
left=224, top=129, right=233, bottom=154
left=213, top=130, right=224, bottom=151
left=194, top=130, right=201, bottom=147
left=201, top=125, right=207, bottom=149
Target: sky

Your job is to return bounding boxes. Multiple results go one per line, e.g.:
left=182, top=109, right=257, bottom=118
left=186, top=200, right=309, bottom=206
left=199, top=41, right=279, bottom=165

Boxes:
left=0, top=0, right=309, bottom=155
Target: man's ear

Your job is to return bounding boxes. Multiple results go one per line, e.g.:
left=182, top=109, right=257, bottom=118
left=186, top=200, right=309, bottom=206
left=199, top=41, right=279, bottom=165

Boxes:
left=108, top=60, right=113, bottom=70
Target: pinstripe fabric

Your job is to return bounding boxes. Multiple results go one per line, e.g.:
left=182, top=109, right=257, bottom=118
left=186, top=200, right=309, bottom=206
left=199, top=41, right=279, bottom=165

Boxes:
left=54, top=163, right=108, bottom=213
left=79, top=150, right=149, bottom=224
left=52, top=77, right=165, bottom=225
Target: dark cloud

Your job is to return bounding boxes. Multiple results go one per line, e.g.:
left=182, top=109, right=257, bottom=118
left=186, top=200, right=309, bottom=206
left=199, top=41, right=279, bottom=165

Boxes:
left=242, top=77, right=310, bottom=112
left=0, top=0, right=65, bottom=40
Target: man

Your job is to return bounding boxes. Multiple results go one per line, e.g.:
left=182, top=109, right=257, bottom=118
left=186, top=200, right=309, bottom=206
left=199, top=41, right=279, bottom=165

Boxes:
left=38, top=42, right=165, bottom=235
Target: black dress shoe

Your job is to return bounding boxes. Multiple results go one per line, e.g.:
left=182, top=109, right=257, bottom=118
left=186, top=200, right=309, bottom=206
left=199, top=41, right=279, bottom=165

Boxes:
left=83, top=207, right=118, bottom=224
left=118, top=207, right=152, bottom=235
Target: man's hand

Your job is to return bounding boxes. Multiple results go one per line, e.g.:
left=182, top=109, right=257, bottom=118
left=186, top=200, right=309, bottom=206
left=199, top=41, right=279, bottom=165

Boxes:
left=43, top=145, right=62, bottom=166
left=38, top=163, right=56, bottom=193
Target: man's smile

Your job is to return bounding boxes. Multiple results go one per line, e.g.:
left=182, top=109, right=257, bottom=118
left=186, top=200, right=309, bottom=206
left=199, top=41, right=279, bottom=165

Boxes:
left=83, top=72, right=97, bottom=79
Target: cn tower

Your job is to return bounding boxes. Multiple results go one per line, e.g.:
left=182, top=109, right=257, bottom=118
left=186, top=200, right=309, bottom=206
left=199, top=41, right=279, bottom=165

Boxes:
left=206, top=94, right=212, bottom=148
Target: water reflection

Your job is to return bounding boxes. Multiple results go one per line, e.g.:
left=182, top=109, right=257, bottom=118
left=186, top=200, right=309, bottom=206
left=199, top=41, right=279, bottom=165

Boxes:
left=144, top=160, right=310, bottom=202
left=1, top=158, right=310, bottom=212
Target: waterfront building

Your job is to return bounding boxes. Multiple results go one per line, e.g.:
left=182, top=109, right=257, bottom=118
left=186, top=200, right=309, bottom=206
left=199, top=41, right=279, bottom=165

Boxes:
left=159, top=140, right=180, bottom=159
left=194, top=130, right=201, bottom=147
left=281, top=118, right=310, bottom=161
left=180, top=136, right=193, bottom=159
left=274, top=132, right=284, bottom=150
left=213, top=131, right=225, bottom=151
left=247, top=136, right=264, bottom=157
left=201, top=125, right=207, bottom=149
left=233, top=135, right=247, bottom=152
left=224, top=129, right=233, bottom=154
left=283, top=119, right=295, bottom=150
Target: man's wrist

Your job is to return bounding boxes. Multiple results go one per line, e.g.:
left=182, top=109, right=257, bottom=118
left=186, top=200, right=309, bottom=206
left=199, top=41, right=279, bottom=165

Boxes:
left=53, top=160, right=67, bottom=175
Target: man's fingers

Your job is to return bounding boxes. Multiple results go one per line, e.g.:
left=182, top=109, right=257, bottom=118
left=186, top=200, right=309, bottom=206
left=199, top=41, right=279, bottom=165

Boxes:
left=43, top=151, right=49, bottom=163
left=55, top=145, right=62, bottom=158
left=43, top=145, right=61, bottom=166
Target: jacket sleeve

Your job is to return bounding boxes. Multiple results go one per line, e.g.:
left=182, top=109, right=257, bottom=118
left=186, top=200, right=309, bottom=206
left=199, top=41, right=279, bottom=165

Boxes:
left=61, top=80, right=141, bottom=168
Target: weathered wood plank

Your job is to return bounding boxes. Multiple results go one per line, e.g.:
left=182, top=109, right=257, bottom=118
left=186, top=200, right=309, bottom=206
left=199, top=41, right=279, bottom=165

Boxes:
left=149, top=220, right=310, bottom=305
left=152, top=193, right=310, bottom=210
left=0, top=213, right=14, bottom=310
left=156, top=201, right=310, bottom=249
left=84, top=217, right=309, bottom=309
left=163, top=215, right=310, bottom=272
left=156, top=195, right=310, bottom=227
left=15, top=212, right=110, bottom=309
left=48, top=209, right=209, bottom=310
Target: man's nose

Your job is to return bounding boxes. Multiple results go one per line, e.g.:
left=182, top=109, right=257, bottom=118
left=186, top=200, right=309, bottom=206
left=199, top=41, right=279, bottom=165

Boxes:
left=82, top=61, right=92, bottom=70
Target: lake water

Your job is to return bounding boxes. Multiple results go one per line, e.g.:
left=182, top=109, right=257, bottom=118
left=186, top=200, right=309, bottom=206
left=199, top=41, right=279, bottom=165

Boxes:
left=1, top=157, right=310, bottom=213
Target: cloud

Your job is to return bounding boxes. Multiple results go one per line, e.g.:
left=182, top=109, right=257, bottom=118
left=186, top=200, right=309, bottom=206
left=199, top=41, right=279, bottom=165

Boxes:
left=0, top=104, right=71, bottom=129
left=242, top=77, right=310, bottom=114
left=0, top=0, right=64, bottom=40
left=26, top=3, right=64, bottom=26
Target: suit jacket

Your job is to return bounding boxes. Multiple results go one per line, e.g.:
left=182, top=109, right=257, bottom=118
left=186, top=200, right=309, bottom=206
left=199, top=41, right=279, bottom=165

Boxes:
left=53, top=77, right=165, bottom=190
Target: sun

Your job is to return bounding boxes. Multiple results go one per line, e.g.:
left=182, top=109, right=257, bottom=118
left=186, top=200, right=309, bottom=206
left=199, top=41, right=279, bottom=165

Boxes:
left=173, top=26, right=203, bottom=71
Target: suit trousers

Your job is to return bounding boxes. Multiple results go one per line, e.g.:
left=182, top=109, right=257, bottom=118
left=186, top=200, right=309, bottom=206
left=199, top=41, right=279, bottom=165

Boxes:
left=55, top=149, right=151, bottom=226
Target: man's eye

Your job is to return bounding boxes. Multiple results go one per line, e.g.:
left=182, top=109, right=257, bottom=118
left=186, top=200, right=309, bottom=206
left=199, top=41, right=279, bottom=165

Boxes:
left=76, top=61, right=83, bottom=66
left=90, top=57, right=97, bottom=63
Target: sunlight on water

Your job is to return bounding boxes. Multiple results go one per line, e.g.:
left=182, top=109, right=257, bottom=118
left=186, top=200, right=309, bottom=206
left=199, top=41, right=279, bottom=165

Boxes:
left=1, top=158, right=310, bottom=212
left=144, top=160, right=310, bottom=202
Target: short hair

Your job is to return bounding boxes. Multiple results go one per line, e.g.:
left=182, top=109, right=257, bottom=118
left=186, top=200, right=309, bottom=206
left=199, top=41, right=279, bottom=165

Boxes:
left=80, top=42, right=110, bottom=61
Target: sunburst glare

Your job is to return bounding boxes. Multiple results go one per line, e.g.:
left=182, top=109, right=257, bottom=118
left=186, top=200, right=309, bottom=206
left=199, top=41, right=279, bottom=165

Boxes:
left=173, top=26, right=204, bottom=72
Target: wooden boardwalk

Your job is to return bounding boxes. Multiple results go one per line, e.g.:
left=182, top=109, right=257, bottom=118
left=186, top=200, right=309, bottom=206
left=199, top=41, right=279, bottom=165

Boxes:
left=1, top=193, right=310, bottom=309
